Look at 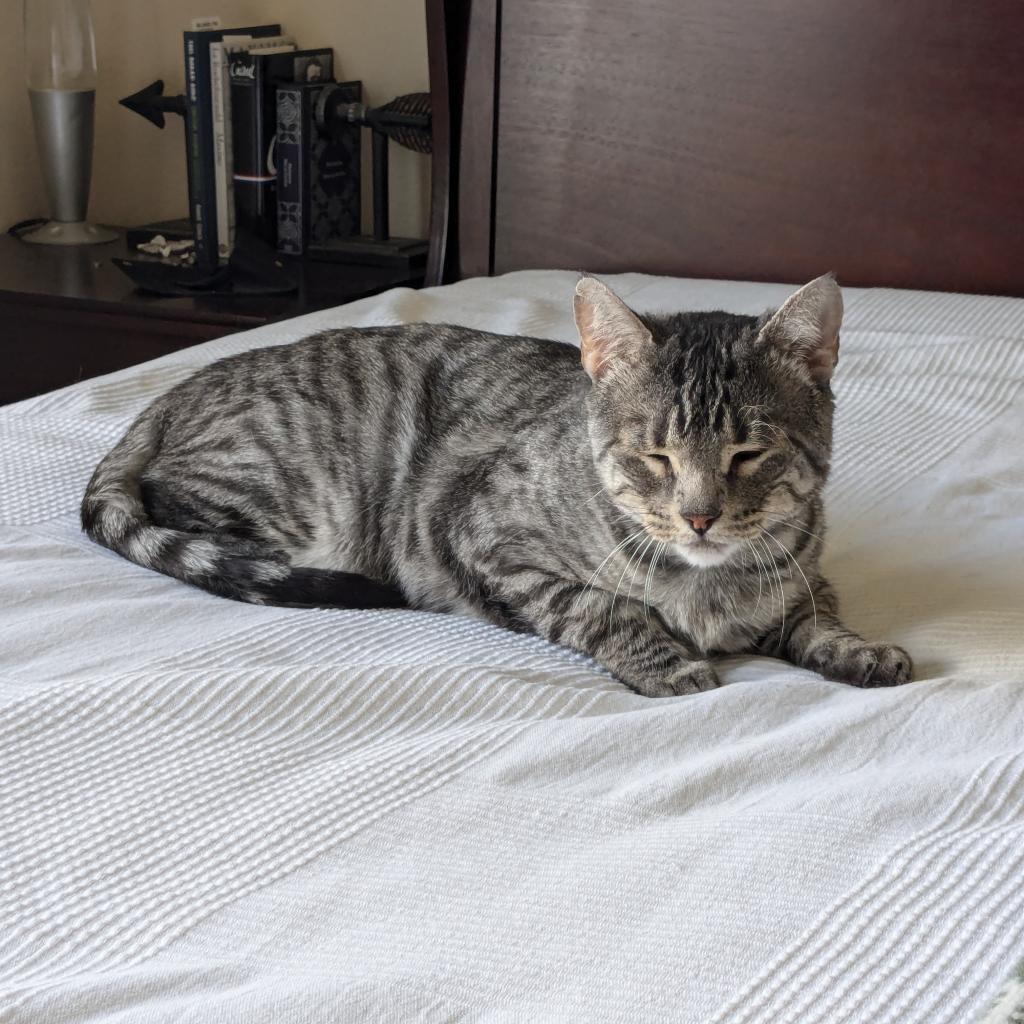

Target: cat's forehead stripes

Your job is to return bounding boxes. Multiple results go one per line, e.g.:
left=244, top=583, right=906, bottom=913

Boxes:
left=674, top=377, right=734, bottom=440
left=662, top=325, right=745, bottom=440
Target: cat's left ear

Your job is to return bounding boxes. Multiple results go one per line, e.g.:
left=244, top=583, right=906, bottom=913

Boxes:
left=574, top=277, right=654, bottom=382
left=758, top=273, right=843, bottom=384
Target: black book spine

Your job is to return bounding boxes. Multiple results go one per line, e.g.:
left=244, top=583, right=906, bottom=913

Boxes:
left=277, top=80, right=362, bottom=256
left=275, top=83, right=308, bottom=255
left=183, top=34, right=208, bottom=266
left=229, top=54, right=268, bottom=240
left=184, top=31, right=219, bottom=269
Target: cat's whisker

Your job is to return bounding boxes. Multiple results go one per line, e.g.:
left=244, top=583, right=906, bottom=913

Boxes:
left=761, top=529, right=817, bottom=632
left=760, top=515, right=826, bottom=545
left=584, top=531, right=645, bottom=591
left=630, top=535, right=655, bottom=591
left=745, top=541, right=765, bottom=618
left=647, top=540, right=663, bottom=618
left=628, top=535, right=656, bottom=611
left=752, top=538, right=777, bottom=619
left=755, top=534, right=785, bottom=649
left=574, top=529, right=646, bottom=613
left=610, top=534, right=654, bottom=628
left=643, top=541, right=664, bottom=625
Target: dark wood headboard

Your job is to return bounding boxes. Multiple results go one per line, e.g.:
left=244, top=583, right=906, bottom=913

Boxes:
left=427, top=0, right=1024, bottom=297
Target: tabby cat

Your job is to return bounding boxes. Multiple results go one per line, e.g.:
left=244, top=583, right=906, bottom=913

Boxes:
left=82, top=273, right=913, bottom=696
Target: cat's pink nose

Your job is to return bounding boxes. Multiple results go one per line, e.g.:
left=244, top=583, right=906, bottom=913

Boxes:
left=683, top=513, right=718, bottom=536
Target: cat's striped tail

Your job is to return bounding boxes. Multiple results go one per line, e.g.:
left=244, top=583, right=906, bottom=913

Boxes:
left=80, top=412, right=406, bottom=609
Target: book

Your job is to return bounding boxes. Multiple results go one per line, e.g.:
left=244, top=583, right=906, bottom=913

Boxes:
left=183, top=22, right=280, bottom=268
left=229, top=47, right=333, bottom=244
left=276, top=80, right=361, bottom=255
left=211, top=38, right=239, bottom=260
left=244, top=35, right=297, bottom=54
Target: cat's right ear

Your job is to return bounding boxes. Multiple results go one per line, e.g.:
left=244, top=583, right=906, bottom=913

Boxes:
left=574, top=277, right=653, bottom=382
left=757, top=273, right=843, bottom=384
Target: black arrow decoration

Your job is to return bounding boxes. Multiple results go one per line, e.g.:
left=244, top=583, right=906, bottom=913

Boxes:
left=119, top=80, right=186, bottom=130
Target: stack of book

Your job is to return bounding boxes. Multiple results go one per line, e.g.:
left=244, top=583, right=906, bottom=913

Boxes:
left=182, top=16, right=361, bottom=267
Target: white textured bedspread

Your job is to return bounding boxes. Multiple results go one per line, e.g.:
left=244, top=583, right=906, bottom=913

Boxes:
left=2, top=271, right=1023, bottom=1024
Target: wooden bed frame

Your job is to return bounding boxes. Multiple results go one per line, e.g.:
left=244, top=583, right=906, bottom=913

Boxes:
left=425, top=0, right=1024, bottom=297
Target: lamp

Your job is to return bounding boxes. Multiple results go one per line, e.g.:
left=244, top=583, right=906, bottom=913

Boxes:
left=22, top=0, right=116, bottom=245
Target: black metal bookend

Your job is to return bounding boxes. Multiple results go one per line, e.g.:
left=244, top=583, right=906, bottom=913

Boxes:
left=310, top=89, right=431, bottom=268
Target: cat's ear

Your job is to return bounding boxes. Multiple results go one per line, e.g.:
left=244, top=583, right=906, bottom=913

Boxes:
left=758, top=273, right=843, bottom=384
left=574, top=277, right=654, bottom=382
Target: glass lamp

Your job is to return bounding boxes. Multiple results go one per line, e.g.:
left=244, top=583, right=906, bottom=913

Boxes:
left=23, top=0, right=117, bottom=244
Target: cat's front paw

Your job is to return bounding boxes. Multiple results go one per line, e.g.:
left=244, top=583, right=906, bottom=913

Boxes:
left=658, top=659, right=722, bottom=697
left=811, top=640, right=914, bottom=688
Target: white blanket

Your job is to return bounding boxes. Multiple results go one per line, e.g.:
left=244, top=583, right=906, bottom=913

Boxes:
left=2, top=270, right=1023, bottom=1024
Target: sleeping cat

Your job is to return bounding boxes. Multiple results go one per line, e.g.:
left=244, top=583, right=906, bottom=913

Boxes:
left=82, top=273, right=913, bottom=696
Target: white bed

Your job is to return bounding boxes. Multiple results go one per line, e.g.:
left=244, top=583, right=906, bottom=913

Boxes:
left=2, top=270, right=1023, bottom=1023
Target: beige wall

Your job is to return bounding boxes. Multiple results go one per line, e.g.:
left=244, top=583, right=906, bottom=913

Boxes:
left=1, top=1, right=430, bottom=238
left=0, top=15, right=44, bottom=231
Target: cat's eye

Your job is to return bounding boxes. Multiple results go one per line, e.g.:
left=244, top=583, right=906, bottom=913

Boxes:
left=728, top=449, right=764, bottom=474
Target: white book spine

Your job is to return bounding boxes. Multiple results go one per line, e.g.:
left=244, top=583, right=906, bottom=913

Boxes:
left=245, top=35, right=296, bottom=52
left=210, top=41, right=232, bottom=260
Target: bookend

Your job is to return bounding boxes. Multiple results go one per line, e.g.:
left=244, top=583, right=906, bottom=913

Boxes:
left=310, top=90, right=431, bottom=269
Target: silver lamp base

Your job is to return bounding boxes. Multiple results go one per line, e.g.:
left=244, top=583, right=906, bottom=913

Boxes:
left=26, top=88, right=116, bottom=247
left=22, top=220, right=118, bottom=245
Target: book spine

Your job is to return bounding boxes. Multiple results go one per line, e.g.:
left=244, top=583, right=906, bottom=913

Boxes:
left=276, top=84, right=307, bottom=254
left=229, top=54, right=262, bottom=239
left=195, top=32, right=220, bottom=266
left=183, top=34, right=207, bottom=263
left=259, top=52, right=331, bottom=243
left=184, top=31, right=218, bottom=268
left=210, top=42, right=233, bottom=260
left=253, top=58, right=277, bottom=240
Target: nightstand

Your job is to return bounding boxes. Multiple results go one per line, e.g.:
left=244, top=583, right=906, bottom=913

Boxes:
left=0, top=231, right=422, bottom=404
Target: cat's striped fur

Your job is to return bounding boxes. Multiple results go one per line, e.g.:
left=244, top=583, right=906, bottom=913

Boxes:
left=82, top=274, right=912, bottom=696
